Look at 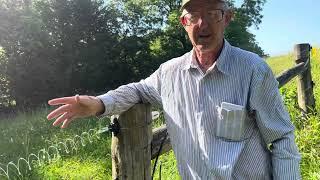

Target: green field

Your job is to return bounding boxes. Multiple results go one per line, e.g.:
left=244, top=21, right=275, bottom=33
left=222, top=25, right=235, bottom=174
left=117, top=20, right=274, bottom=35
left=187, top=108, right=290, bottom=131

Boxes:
left=0, top=49, right=320, bottom=179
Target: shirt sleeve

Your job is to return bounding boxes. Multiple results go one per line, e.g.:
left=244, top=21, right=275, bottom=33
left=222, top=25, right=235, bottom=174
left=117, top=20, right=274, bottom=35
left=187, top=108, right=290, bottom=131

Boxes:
left=96, top=65, right=162, bottom=116
left=249, top=61, right=301, bottom=180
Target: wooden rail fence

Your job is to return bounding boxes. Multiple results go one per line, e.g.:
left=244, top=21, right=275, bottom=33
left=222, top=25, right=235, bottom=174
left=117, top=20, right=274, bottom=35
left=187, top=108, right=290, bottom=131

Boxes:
left=110, top=43, right=316, bottom=180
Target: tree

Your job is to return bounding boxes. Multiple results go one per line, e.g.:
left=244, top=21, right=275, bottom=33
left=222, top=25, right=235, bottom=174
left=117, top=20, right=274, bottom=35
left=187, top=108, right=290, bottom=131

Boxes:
left=115, top=0, right=266, bottom=66
left=224, top=0, right=266, bottom=56
left=0, top=0, right=267, bottom=110
left=0, top=0, right=124, bottom=108
left=0, top=0, right=56, bottom=109
left=0, top=47, right=11, bottom=108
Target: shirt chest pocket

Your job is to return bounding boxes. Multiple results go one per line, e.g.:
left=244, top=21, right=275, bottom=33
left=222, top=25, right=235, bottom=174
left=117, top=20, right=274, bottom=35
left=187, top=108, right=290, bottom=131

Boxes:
left=215, top=102, right=254, bottom=141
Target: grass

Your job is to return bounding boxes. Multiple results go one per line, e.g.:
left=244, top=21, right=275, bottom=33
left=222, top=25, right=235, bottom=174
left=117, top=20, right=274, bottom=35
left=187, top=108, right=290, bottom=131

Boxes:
left=0, top=106, right=112, bottom=179
left=0, top=48, right=320, bottom=179
left=266, top=47, right=320, bottom=179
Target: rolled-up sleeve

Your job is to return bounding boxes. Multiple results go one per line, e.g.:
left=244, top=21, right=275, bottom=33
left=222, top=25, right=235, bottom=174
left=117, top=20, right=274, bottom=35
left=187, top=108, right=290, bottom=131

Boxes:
left=97, top=66, right=162, bottom=116
left=249, top=62, right=301, bottom=180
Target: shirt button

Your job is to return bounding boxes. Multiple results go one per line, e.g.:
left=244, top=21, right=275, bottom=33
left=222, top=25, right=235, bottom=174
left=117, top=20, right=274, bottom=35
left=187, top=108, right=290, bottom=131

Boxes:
left=201, top=127, right=205, bottom=134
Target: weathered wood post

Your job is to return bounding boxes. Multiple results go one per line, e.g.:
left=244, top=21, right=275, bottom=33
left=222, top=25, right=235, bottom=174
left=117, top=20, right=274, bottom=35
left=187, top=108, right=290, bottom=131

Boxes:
left=294, top=43, right=316, bottom=113
left=111, top=104, right=152, bottom=180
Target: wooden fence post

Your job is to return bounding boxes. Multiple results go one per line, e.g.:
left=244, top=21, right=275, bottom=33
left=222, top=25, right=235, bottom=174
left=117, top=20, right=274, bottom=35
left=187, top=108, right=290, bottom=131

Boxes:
left=111, top=104, right=152, bottom=180
left=294, top=43, right=316, bottom=113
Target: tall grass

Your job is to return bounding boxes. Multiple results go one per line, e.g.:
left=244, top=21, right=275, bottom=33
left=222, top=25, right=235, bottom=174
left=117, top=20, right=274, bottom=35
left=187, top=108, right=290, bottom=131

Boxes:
left=0, top=48, right=319, bottom=179
left=0, top=106, right=112, bottom=179
left=266, top=47, right=320, bottom=179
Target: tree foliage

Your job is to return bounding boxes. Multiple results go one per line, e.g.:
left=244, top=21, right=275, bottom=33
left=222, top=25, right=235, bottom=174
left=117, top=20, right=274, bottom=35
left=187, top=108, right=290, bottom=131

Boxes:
left=0, top=0, right=266, bottom=111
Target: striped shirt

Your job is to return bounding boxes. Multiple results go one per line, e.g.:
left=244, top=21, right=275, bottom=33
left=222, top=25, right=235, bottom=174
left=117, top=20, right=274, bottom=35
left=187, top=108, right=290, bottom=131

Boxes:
left=97, top=40, right=301, bottom=179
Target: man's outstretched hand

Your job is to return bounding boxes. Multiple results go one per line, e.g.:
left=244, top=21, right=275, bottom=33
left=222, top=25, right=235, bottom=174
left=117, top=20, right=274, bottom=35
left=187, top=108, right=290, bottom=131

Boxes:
left=47, top=95, right=105, bottom=128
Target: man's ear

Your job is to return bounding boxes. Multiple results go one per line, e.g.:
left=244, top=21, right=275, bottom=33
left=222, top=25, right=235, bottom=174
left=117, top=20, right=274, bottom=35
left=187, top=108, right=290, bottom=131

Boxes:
left=224, top=10, right=234, bottom=27
left=180, top=16, right=187, bottom=27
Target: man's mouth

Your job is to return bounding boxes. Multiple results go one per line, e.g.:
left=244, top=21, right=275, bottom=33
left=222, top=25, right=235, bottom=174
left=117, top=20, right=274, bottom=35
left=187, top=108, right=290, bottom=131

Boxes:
left=199, top=34, right=211, bottom=38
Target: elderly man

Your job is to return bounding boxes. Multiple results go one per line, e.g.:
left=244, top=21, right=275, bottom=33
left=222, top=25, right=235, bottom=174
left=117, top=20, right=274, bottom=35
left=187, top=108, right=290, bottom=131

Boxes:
left=47, top=0, right=301, bottom=179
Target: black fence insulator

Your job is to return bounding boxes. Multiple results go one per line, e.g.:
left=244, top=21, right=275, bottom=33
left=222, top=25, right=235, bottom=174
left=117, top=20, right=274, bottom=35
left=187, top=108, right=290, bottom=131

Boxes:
left=108, top=118, right=120, bottom=136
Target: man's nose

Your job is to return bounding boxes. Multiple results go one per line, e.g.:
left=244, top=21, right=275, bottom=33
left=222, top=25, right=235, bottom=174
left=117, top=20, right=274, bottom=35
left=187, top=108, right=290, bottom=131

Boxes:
left=197, top=16, right=209, bottom=28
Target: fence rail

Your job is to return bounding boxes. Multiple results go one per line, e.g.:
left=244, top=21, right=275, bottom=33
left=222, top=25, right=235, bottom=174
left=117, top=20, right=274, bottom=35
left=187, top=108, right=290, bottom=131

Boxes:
left=110, top=43, right=316, bottom=180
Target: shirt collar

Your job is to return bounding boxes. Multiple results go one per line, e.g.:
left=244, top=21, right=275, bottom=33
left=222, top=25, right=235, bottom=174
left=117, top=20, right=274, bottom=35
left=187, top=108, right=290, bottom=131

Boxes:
left=183, top=39, right=231, bottom=75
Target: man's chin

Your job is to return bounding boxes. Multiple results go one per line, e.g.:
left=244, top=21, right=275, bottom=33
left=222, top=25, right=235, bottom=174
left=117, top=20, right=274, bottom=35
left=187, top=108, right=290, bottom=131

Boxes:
left=195, top=45, right=215, bottom=52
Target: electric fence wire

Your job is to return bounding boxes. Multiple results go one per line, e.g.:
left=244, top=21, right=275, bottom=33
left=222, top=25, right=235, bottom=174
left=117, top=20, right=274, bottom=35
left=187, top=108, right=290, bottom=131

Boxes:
left=0, top=111, right=161, bottom=180
left=0, top=126, right=110, bottom=180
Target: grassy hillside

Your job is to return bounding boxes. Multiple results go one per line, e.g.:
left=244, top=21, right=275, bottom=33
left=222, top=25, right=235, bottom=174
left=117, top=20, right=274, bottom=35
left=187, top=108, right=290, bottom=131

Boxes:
left=0, top=48, right=319, bottom=179
left=0, top=108, right=113, bottom=179
left=267, top=48, right=320, bottom=179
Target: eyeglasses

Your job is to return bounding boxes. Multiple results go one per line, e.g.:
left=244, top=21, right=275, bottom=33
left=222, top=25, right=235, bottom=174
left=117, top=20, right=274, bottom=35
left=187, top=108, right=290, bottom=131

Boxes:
left=182, top=9, right=225, bottom=26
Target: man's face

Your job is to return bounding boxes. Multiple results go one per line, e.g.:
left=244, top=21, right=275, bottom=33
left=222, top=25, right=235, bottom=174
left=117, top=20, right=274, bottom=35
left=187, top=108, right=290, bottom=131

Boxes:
left=180, top=0, right=232, bottom=53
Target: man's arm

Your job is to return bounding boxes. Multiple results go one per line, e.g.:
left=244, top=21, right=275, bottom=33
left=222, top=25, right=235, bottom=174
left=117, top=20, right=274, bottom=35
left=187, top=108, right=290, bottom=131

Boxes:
left=97, top=66, right=162, bottom=116
left=47, top=66, right=162, bottom=128
left=249, top=62, right=301, bottom=180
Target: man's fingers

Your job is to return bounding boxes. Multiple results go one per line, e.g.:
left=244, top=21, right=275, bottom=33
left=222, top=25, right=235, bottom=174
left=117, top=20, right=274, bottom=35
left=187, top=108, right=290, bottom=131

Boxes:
left=61, top=117, right=74, bottom=129
left=52, top=112, right=72, bottom=127
left=47, top=104, right=71, bottom=120
left=48, top=96, right=78, bottom=105
left=47, top=95, right=81, bottom=128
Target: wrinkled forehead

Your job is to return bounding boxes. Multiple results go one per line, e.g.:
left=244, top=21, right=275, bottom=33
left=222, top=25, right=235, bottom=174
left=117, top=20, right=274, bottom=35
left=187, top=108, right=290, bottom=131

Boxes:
left=182, top=0, right=227, bottom=12
left=181, top=0, right=227, bottom=17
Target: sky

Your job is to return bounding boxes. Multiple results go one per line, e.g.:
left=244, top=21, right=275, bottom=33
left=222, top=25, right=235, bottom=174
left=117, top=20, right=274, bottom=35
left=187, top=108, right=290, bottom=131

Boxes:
left=235, top=0, right=320, bottom=56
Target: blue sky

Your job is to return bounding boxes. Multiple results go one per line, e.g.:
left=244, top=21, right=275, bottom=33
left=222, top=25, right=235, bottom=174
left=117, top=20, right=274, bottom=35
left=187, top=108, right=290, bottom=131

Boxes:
left=235, top=0, right=320, bottom=56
